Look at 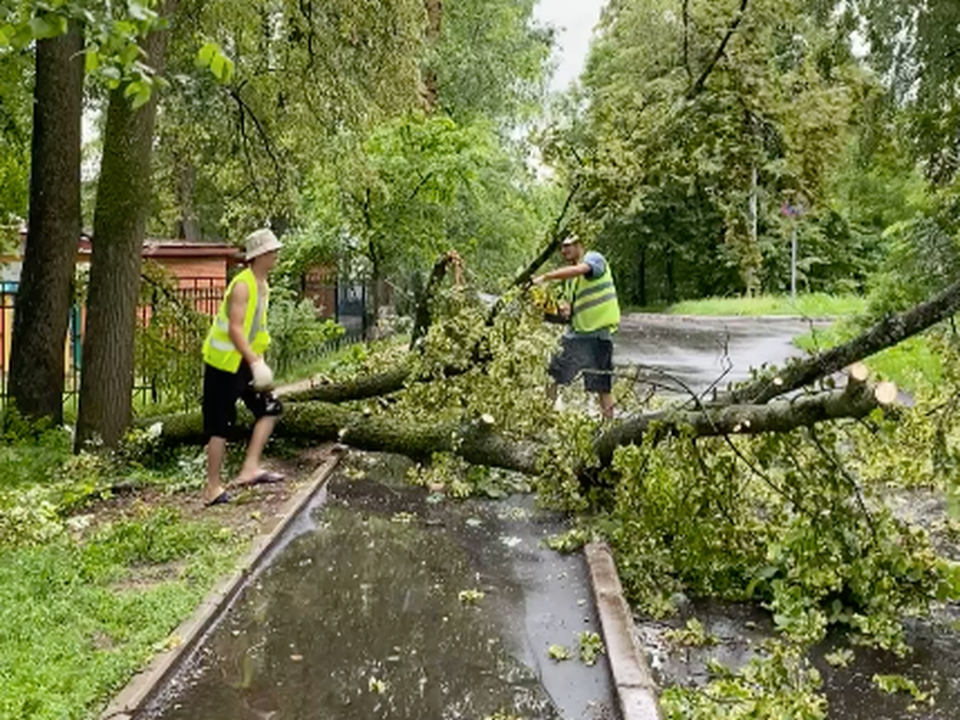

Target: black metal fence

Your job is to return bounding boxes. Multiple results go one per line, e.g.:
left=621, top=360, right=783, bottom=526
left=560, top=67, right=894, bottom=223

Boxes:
left=1, top=275, right=372, bottom=414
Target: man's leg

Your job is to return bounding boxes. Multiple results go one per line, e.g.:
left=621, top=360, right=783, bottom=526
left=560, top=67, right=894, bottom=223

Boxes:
left=237, top=415, right=277, bottom=482
left=598, top=391, right=615, bottom=420
left=236, top=388, right=283, bottom=483
left=547, top=336, right=578, bottom=410
left=205, top=436, right=228, bottom=503
left=202, top=363, right=237, bottom=504
left=585, top=337, right=615, bottom=420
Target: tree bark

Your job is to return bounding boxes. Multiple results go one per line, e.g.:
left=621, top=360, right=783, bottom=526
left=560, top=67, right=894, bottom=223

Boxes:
left=151, top=400, right=543, bottom=475
left=282, top=365, right=414, bottom=403
left=8, top=26, right=83, bottom=423
left=419, top=0, right=443, bottom=111
left=156, top=375, right=893, bottom=479
left=76, top=5, right=176, bottom=448
left=722, top=273, right=960, bottom=405
left=595, top=375, right=894, bottom=466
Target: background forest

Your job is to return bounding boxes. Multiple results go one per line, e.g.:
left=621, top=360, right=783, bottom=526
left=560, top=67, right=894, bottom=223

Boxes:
left=2, top=0, right=958, bottom=316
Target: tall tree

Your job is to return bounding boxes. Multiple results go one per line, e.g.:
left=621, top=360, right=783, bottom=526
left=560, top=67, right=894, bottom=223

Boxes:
left=556, top=0, right=866, bottom=303
left=76, top=4, right=176, bottom=447
left=0, top=43, right=32, bottom=222
left=8, top=24, right=83, bottom=423
left=857, top=0, right=960, bottom=185
left=427, top=0, right=551, bottom=127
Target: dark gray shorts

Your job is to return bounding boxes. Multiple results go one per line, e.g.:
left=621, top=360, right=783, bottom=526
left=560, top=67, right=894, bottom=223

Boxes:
left=548, top=335, right=613, bottom=393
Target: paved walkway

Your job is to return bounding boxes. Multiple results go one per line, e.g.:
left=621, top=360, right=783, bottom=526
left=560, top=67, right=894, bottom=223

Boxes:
left=142, top=453, right=618, bottom=720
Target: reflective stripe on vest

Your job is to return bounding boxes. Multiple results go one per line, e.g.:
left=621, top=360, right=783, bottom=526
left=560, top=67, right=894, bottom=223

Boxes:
left=569, top=262, right=620, bottom=333
left=202, top=268, right=271, bottom=372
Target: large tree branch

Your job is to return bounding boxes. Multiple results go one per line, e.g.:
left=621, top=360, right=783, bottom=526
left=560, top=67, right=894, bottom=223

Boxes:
left=152, top=401, right=543, bottom=475
left=281, top=365, right=414, bottom=403
left=157, top=372, right=894, bottom=479
left=722, top=274, right=960, bottom=405
left=686, top=0, right=749, bottom=99
left=410, top=251, right=462, bottom=349
left=595, top=372, right=895, bottom=466
left=508, top=180, right=582, bottom=290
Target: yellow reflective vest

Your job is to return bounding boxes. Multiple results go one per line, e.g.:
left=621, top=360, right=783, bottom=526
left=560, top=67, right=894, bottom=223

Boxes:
left=566, top=259, right=620, bottom=333
left=202, top=268, right=270, bottom=372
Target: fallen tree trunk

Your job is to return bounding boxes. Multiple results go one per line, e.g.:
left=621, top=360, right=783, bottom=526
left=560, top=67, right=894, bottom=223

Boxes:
left=595, top=372, right=897, bottom=465
left=724, top=275, right=960, bottom=405
left=150, top=402, right=544, bottom=475
left=281, top=365, right=413, bottom=404
left=154, top=372, right=895, bottom=478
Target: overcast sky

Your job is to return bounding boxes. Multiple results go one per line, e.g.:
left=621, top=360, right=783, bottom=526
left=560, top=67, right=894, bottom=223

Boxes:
left=533, top=0, right=608, bottom=92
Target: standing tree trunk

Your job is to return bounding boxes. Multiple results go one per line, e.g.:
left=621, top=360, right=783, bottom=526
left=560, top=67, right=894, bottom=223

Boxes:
left=8, top=26, right=83, bottom=423
left=76, top=7, right=175, bottom=448
left=419, top=0, right=443, bottom=111
left=174, top=156, right=200, bottom=241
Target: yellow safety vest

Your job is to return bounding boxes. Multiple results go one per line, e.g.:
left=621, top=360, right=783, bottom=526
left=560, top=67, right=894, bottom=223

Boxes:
left=566, top=260, right=620, bottom=333
left=202, top=268, right=270, bottom=372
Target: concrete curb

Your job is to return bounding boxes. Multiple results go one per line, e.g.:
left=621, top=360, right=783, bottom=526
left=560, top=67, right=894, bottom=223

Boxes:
left=99, top=448, right=344, bottom=720
left=584, top=542, right=663, bottom=720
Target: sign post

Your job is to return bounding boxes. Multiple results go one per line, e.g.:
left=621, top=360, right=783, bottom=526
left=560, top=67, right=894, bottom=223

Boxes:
left=781, top=201, right=805, bottom=303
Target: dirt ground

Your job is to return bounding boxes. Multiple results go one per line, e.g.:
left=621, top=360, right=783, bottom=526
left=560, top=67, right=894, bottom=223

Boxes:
left=80, top=444, right=337, bottom=541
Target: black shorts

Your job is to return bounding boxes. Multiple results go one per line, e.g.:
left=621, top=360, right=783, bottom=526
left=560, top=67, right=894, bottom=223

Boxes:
left=202, top=362, right=282, bottom=440
left=548, top=335, right=614, bottom=393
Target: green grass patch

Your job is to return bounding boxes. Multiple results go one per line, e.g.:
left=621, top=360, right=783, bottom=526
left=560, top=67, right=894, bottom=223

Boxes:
left=641, top=293, right=867, bottom=318
left=0, top=425, right=247, bottom=718
left=0, top=506, right=241, bottom=719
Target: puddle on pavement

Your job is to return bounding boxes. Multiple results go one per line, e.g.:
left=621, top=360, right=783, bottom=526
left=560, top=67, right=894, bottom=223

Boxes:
left=638, top=598, right=960, bottom=719
left=143, top=453, right=616, bottom=720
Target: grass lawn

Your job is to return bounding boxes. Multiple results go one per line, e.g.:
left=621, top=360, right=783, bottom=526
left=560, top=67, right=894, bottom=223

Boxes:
left=0, top=417, right=323, bottom=718
left=639, top=293, right=868, bottom=318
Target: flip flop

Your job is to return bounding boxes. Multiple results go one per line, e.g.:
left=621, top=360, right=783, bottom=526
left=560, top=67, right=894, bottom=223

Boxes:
left=204, top=490, right=231, bottom=507
left=249, top=470, right=285, bottom=485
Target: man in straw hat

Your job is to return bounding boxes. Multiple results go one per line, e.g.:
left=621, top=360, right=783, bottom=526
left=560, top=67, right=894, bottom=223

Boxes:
left=200, top=228, right=285, bottom=505
left=532, top=234, right=620, bottom=420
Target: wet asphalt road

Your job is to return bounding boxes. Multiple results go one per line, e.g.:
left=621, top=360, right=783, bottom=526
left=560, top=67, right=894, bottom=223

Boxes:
left=614, top=314, right=829, bottom=395
left=144, top=454, right=618, bottom=720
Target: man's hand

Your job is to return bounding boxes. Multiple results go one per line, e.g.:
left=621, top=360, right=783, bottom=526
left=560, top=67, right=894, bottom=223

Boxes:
left=250, top=359, right=274, bottom=391
left=531, top=274, right=546, bottom=286
left=559, top=303, right=571, bottom=320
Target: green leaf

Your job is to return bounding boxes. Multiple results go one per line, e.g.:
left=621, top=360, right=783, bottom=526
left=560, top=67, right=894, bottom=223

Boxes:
left=11, top=24, right=34, bottom=49
left=210, top=53, right=225, bottom=80
left=100, top=65, right=122, bottom=88
left=84, top=51, right=100, bottom=74
left=131, top=84, right=152, bottom=110
left=119, top=43, right=141, bottom=67
left=196, top=41, right=217, bottom=68
left=127, top=1, right=152, bottom=21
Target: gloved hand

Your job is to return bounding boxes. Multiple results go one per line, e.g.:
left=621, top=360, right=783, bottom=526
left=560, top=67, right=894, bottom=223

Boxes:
left=250, top=359, right=274, bottom=391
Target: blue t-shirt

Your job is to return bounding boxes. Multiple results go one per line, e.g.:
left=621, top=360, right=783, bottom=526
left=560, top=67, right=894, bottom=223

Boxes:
left=583, top=251, right=606, bottom=279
